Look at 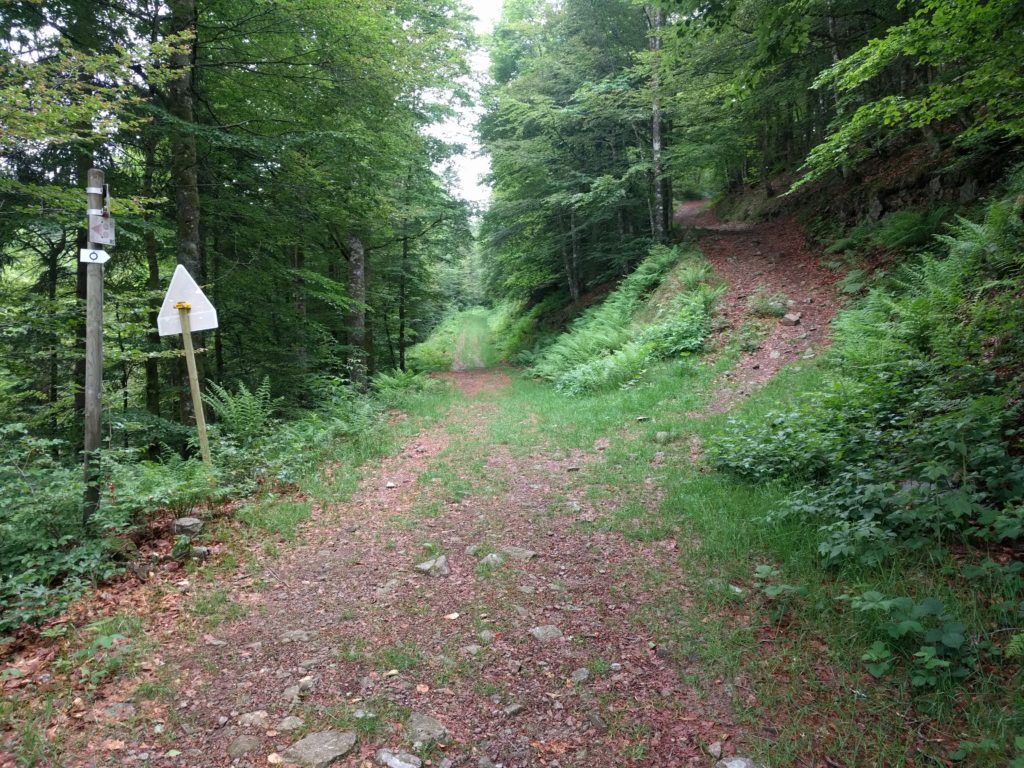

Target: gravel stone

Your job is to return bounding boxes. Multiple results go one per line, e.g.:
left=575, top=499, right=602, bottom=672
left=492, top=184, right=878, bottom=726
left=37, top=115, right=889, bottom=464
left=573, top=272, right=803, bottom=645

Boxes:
left=529, top=625, right=562, bottom=642
left=375, top=749, right=422, bottom=768
left=407, top=712, right=449, bottom=746
left=172, top=517, right=203, bottom=537
left=281, top=731, right=357, bottom=768
left=227, top=735, right=261, bottom=758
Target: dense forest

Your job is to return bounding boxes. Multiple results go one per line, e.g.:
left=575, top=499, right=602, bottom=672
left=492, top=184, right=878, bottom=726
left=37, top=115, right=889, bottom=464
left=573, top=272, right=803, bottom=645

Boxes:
left=2, top=0, right=1024, bottom=765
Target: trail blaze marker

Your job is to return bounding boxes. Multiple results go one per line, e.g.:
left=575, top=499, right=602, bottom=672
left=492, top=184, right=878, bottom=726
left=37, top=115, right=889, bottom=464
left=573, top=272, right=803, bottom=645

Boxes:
left=88, top=214, right=115, bottom=245
left=79, top=248, right=111, bottom=264
left=158, top=265, right=218, bottom=478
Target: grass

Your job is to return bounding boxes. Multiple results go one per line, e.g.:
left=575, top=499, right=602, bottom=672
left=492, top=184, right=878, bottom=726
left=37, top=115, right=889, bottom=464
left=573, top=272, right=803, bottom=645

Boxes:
left=237, top=498, right=312, bottom=540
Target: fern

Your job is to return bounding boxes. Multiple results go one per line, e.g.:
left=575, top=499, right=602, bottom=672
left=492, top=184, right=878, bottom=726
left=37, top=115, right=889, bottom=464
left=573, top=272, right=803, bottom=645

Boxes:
left=203, top=377, right=277, bottom=446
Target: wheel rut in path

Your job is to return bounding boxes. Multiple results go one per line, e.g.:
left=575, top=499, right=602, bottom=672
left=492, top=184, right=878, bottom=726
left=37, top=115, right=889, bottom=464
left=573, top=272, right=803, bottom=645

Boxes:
left=676, top=201, right=841, bottom=412
left=108, top=369, right=735, bottom=767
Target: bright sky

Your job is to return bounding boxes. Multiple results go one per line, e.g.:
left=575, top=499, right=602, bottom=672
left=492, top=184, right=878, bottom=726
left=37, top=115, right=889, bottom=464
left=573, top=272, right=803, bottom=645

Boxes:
left=429, top=0, right=503, bottom=209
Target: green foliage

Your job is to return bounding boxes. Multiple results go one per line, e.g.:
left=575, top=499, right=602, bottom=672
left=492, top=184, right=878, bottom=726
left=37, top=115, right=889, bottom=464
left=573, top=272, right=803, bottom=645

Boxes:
left=712, top=185, right=1024, bottom=566
left=527, top=246, right=720, bottom=395
left=204, top=377, right=278, bottom=447
left=826, top=208, right=953, bottom=256
left=801, top=0, right=1024, bottom=184
left=746, top=286, right=788, bottom=318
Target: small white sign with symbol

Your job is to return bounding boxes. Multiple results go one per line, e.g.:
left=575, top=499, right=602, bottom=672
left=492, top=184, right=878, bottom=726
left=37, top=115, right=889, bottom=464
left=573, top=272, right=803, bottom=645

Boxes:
left=79, top=248, right=111, bottom=264
left=158, top=265, right=219, bottom=336
left=88, top=214, right=115, bottom=245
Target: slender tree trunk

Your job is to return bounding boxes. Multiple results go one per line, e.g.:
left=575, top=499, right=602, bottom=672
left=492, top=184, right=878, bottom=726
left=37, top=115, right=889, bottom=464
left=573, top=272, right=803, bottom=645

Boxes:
left=347, top=234, right=368, bottom=388
left=143, top=139, right=162, bottom=417
left=398, top=235, right=409, bottom=371
left=648, top=5, right=668, bottom=243
left=293, top=243, right=308, bottom=382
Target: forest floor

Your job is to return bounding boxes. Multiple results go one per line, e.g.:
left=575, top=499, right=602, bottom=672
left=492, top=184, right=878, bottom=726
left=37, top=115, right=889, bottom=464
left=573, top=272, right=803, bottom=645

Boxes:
left=2, top=213, right=867, bottom=768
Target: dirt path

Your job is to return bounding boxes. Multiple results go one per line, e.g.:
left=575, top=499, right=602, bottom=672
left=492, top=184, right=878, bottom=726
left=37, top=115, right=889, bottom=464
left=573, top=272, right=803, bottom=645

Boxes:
left=675, top=201, right=841, bottom=412
left=36, top=369, right=737, bottom=768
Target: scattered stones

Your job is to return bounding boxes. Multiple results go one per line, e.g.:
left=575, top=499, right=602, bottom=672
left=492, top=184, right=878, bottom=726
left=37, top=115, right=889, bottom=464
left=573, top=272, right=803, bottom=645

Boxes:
left=298, top=675, right=315, bottom=693
left=708, top=741, right=723, bottom=759
left=376, top=578, right=401, bottom=598
left=465, top=544, right=482, bottom=556
left=407, top=712, right=449, bottom=746
left=635, top=416, right=650, bottom=422
left=781, top=312, right=802, bottom=326
left=283, top=684, right=302, bottom=704
left=610, top=663, right=622, bottom=672
left=281, top=730, right=357, bottom=768
left=570, top=667, right=590, bottom=684
left=280, top=629, right=311, bottom=643
left=501, top=545, right=536, bottom=562
left=478, top=758, right=498, bottom=768
left=386, top=481, right=397, bottom=489
left=503, top=703, right=524, bottom=717
left=715, top=759, right=768, bottom=768
left=654, top=431, right=670, bottom=444
left=191, top=545, right=211, bottom=560
left=529, top=625, right=562, bottom=642
left=238, top=710, right=269, bottom=729
left=172, top=517, right=203, bottom=537
left=479, top=629, right=497, bottom=644
left=768, top=350, right=781, bottom=360
left=227, top=735, right=261, bottom=758
left=279, top=716, right=304, bottom=732
left=375, top=749, right=422, bottom=768
left=353, top=709, right=375, bottom=720
left=460, top=644, right=482, bottom=656
left=508, top=660, right=523, bottom=673
left=415, top=555, right=450, bottom=577
left=480, top=553, right=504, bottom=568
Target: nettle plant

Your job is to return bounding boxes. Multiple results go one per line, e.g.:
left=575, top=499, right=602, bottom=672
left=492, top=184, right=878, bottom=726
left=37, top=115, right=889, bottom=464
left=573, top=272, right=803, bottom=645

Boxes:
left=844, top=591, right=974, bottom=688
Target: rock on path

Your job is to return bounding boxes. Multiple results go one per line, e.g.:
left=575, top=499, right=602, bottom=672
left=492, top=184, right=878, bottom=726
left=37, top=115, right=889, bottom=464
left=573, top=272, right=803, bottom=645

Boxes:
left=281, top=730, right=357, bottom=768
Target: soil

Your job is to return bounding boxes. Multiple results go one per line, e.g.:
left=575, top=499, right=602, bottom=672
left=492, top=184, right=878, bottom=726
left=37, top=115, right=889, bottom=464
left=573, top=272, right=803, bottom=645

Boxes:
left=674, top=201, right=842, bottom=412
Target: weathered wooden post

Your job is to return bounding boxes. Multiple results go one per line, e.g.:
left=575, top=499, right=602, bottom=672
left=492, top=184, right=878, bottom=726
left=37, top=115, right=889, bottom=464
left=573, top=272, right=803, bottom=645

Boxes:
left=82, top=169, right=114, bottom=521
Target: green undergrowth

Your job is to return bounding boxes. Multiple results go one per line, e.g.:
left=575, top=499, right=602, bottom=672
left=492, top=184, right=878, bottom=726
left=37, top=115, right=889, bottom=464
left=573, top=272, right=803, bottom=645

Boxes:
left=0, top=374, right=455, bottom=637
left=526, top=244, right=724, bottom=394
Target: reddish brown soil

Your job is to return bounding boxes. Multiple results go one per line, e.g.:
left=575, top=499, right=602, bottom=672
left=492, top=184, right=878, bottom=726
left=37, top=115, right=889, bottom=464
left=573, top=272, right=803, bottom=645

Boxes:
left=675, top=201, right=841, bottom=412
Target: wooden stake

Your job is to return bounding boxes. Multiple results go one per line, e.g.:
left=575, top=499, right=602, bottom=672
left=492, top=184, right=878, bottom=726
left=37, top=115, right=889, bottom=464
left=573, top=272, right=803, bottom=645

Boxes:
left=83, top=168, right=104, bottom=521
left=176, top=303, right=213, bottom=478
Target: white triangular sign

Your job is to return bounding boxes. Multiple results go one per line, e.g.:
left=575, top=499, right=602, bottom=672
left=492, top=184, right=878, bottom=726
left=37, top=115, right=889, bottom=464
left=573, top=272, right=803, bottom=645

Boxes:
left=158, top=265, right=219, bottom=336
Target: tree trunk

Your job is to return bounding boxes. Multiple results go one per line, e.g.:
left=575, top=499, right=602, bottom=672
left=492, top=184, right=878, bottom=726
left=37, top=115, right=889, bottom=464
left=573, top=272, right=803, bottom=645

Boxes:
left=143, top=138, right=161, bottom=418
left=168, top=0, right=202, bottom=422
left=347, top=234, right=368, bottom=388
left=648, top=5, right=668, bottom=243
left=398, top=235, right=409, bottom=371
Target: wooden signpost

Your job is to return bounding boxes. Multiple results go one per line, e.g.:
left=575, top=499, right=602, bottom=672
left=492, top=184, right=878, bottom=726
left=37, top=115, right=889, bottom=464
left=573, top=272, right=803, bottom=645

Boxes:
left=158, top=265, right=219, bottom=478
left=82, top=169, right=113, bottom=520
